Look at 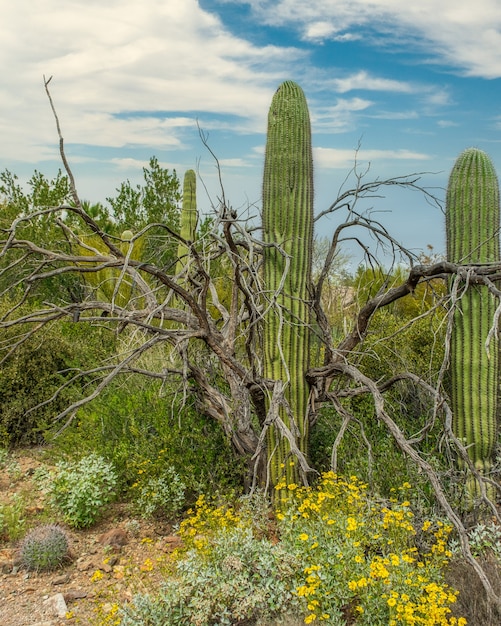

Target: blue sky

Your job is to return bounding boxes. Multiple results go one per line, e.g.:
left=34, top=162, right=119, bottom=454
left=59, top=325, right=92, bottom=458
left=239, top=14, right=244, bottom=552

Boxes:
left=1, top=0, right=501, bottom=264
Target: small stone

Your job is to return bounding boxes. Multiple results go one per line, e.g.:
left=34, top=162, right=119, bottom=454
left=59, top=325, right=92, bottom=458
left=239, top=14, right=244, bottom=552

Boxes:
left=44, top=592, right=68, bottom=618
left=64, top=589, right=88, bottom=602
left=52, top=572, right=71, bottom=585
left=75, top=557, right=96, bottom=572
left=98, top=528, right=128, bottom=551
left=164, top=535, right=183, bottom=550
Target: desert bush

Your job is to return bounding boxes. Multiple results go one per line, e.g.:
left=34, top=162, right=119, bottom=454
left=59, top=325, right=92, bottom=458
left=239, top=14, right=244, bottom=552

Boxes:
left=121, top=514, right=301, bottom=625
left=0, top=493, right=26, bottom=542
left=0, top=300, right=114, bottom=447
left=53, top=377, right=246, bottom=498
left=310, top=307, right=449, bottom=506
left=43, top=453, right=118, bottom=528
left=131, top=461, right=186, bottom=519
left=118, top=475, right=465, bottom=626
left=276, top=473, right=464, bottom=625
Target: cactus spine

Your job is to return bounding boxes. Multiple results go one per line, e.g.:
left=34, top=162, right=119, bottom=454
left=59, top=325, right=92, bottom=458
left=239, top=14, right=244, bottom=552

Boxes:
left=176, top=169, right=198, bottom=277
left=262, top=81, right=314, bottom=495
left=446, top=147, right=500, bottom=502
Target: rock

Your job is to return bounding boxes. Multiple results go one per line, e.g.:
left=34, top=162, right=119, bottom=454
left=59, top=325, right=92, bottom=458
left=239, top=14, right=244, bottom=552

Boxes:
left=52, top=572, right=71, bottom=585
left=98, top=528, right=128, bottom=551
left=0, top=557, right=13, bottom=574
left=164, top=535, right=183, bottom=550
left=64, top=589, right=88, bottom=603
left=75, top=556, right=96, bottom=572
left=44, top=592, right=68, bottom=618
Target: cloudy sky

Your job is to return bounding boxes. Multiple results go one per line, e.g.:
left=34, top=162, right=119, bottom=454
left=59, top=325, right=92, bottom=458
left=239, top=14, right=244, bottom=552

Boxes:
left=1, top=0, right=501, bottom=262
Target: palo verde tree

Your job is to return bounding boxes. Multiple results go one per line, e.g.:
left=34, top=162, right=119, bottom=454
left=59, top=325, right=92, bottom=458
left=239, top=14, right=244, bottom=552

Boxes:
left=2, top=77, right=501, bottom=608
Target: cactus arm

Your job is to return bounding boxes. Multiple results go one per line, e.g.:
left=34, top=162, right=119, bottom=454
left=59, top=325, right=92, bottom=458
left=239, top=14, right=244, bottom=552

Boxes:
left=262, top=81, right=314, bottom=496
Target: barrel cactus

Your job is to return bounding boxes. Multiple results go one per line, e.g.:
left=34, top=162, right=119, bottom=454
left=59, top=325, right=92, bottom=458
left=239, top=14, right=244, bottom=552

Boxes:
left=262, top=81, right=314, bottom=496
left=446, top=147, right=500, bottom=503
left=20, top=524, right=70, bottom=572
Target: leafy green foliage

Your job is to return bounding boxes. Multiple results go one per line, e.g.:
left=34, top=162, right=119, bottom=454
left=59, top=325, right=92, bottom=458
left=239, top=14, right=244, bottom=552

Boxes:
left=276, top=473, right=464, bottom=625
left=0, top=168, right=71, bottom=217
left=52, top=377, right=246, bottom=498
left=107, top=157, right=181, bottom=267
left=118, top=478, right=464, bottom=626
left=311, top=281, right=448, bottom=501
left=131, top=461, right=186, bottom=519
left=0, top=169, right=83, bottom=302
left=121, top=498, right=301, bottom=625
left=45, top=453, right=118, bottom=528
left=20, top=524, right=69, bottom=572
left=0, top=493, right=26, bottom=542
left=0, top=303, right=115, bottom=446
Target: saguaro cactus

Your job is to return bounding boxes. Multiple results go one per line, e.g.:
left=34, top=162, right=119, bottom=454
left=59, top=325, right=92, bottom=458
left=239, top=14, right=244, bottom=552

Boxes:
left=176, top=169, right=198, bottom=277
left=446, top=147, right=500, bottom=502
left=262, top=81, right=314, bottom=495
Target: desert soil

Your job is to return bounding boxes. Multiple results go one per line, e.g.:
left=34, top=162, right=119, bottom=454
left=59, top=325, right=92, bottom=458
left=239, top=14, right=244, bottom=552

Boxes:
left=0, top=448, right=182, bottom=626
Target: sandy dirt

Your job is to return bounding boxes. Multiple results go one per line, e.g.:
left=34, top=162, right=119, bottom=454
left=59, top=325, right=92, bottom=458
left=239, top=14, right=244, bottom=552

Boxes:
left=0, top=448, right=181, bottom=626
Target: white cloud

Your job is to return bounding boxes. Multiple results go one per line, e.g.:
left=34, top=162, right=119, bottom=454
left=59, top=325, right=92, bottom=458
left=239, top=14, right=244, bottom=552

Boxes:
left=437, top=120, right=459, bottom=128
left=330, top=71, right=416, bottom=94
left=219, top=158, right=251, bottom=167
left=239, top=0, right=501, bottom=78
left=0, top=0, right=303, bottom=164
left=314, top=146, right=431, bottom=169
left=312, top=98, right=374, bottom=132
left=305, top=21, right=338, bottom=40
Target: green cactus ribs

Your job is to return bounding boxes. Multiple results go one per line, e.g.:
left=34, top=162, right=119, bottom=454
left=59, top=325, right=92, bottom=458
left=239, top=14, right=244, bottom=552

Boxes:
left=176, top=169, right=198, bottom=279
left=262, top=81, right=314, bottom=499
left=446, top=147, right=501, bottom=506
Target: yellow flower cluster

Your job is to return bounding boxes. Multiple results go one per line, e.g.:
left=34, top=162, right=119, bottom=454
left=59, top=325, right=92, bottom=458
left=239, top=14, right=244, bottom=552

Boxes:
left=178, top=494, right=243, bottom=553
left=297, top=564, right=322, bottom=598
left=276, top=473, right=466, bottom=625
left=94, top=602, right=121, bottom=626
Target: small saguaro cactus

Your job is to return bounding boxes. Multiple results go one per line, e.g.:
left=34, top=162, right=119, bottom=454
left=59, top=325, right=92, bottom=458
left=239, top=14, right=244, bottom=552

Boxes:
left=446, top=147, right=501, bottom=503
left=175, top=169, right=198, bottom=278
left=262, top=81, right=314, bottom=497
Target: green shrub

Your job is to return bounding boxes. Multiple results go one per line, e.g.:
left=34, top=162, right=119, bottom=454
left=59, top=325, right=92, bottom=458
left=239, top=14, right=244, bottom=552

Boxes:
left=276, top=473, right=464, bottom=625
left=310, top=307, right=449, bottom=504
left=46, top=453, right=118, bottom=528
left=118, top=478, right=465, bottom=626
left=0, top=300, right=114, bottom=446
left=20, top=524, right=69, bottom=572
left=131, top=462, right=186, bottom=519
left=120, top=525, right=301, bottom=625
left=0, top=493, right=26, bottom=542
left=53, top=378, right=246, bottom=499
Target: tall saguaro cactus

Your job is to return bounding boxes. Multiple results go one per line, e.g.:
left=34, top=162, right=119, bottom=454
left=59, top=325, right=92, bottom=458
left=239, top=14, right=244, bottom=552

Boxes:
left=446, top=147, right=500, bottom=502
left=262, top=81, right=314, bottom=495
left=176, top=169, right=198, bottom=278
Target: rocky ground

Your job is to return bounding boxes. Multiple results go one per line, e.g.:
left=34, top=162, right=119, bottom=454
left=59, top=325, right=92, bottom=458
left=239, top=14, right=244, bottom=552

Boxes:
left=0, top=449, right=182, bottom=626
